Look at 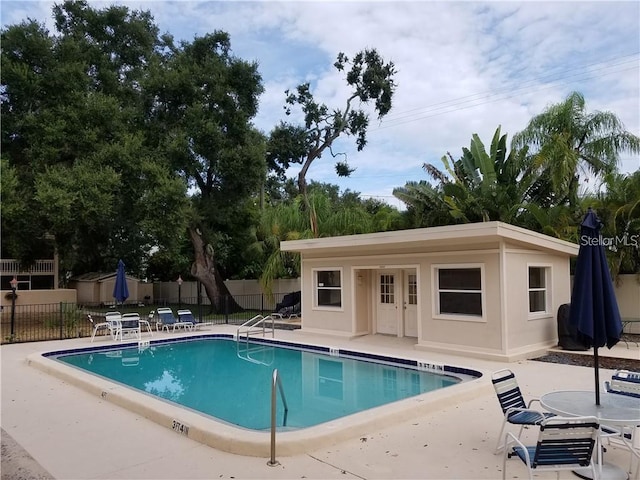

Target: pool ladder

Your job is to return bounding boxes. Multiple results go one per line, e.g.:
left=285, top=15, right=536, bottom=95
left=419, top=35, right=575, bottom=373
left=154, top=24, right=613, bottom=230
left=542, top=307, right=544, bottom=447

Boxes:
left=236, top=315, right=276, bottom=366
left=236, top=314, right=275, bottom=342
left=268, top=368, right=288, bottom=467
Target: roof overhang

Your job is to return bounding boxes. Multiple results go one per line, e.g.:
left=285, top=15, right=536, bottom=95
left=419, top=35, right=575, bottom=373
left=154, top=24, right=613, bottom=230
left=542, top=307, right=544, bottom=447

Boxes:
left=280, top=221, right=579, bottom=257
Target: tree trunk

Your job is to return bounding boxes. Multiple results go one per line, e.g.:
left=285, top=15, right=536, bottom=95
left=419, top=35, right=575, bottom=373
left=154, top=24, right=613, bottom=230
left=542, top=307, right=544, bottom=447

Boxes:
left=188, top=227, right=242, bottom=314
left=298, top=156, right=319, bottom=237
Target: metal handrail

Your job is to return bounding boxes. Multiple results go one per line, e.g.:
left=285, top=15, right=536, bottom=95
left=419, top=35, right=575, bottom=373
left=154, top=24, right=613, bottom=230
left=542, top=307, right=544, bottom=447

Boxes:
left=236, top=314, right=275, bottom=344
left=236, top=342, right=274, bottom=366
left=268, top=368, right=288, bottom=466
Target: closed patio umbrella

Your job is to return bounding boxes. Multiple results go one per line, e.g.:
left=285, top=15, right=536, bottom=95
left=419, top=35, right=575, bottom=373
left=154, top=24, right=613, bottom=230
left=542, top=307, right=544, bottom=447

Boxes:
left=568, top=208, right=623, bottom=405
left=113, top=259, right=130, bottom=306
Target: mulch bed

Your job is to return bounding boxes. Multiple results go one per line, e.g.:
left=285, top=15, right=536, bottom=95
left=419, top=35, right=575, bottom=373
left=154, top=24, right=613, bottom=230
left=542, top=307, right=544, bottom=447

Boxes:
left=533, top=351, right=640, bottom=371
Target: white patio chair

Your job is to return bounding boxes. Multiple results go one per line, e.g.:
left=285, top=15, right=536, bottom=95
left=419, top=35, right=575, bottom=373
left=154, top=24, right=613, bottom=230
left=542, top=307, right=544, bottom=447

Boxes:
left=503, top=415, right=600, bottom=480
left=491, top=368, right=555, bottom=453
left=120, top=313, right=141, bottom=341
left=88, top=314, right=116, bottom=342
left=135, top=313, right=153, bottom=337
left=602, top=370, right=640, bottom=478
left=104, top=311, right=123, bottom=341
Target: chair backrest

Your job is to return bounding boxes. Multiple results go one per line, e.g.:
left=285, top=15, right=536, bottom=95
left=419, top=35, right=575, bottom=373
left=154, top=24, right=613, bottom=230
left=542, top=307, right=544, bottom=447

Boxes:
left=606, top=370, right=640, bottom=398
left=532, top=416, right=599, bottom=468
left=177, top=309, right=195, bottom=323
left=87, top=314, right=95, bottom=325
left=121, top=313, right=140, bottom=328
left=491, top=369, right=527, bottom=413
left=104, top=311, right=122, bottom=327
left=157, top=308, right=176, bottom=325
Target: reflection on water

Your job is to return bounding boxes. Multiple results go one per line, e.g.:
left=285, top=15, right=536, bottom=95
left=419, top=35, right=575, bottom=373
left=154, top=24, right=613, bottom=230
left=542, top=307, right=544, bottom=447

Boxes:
left=144, top=371, right=184, bottom=400
left=317, top=358, right=343, bottom=400
left=57, top=339, right=463, bottom=430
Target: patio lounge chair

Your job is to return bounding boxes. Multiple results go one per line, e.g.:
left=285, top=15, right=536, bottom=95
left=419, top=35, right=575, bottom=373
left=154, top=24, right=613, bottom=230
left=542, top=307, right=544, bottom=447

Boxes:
left=502, top=415, right=600, bottom=480
left=492, top=368, right=555, bottom=453
left=155, top=307, right=193, bottom=332
left=272, top=291, right=301, bottom=319
left=177, top=309, right=203, bottom=329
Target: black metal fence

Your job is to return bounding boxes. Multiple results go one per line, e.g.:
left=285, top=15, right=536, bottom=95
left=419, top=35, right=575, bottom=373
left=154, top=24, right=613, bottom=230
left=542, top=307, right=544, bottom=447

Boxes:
left=0, top=292, right=290, bottom=344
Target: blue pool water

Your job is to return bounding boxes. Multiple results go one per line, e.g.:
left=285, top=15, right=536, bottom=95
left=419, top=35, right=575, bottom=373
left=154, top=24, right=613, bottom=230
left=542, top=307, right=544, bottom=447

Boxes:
left=55, top=337, right=466, bottom=431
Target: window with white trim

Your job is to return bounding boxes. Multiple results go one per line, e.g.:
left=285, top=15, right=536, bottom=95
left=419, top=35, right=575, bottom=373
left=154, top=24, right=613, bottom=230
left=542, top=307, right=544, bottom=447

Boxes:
left=315, top=269, right=342, bottom=308
left=436, top=267, right=483, bottom=316
left=528, top=266, right=549, bottom=313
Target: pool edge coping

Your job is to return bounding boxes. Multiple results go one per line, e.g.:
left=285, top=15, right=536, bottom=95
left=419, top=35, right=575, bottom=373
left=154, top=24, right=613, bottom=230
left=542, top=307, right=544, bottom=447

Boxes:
left=26, top=334, right=489, bottom=458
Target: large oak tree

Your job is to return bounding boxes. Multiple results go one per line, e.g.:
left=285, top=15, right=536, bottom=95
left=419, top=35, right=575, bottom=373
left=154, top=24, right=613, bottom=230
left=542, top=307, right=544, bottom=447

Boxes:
left=1, top=0, right=189, bottom=280
left=144, top=31, right=266, bottom=311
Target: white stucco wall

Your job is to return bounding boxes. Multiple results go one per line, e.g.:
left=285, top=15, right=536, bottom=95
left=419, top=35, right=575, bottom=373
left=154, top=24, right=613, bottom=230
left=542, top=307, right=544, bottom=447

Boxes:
left=417, top=249, right=503, bottom=352
left=502, top=247, right=572, bottom=355
left=612, top=274, right=640, bottom=333
left=290, top=223, right=578, bottom=362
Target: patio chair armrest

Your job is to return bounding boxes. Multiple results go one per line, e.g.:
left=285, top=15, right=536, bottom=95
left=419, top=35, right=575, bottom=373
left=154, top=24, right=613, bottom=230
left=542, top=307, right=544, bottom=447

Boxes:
left=504, top=407, right=552, bottom=426
left=526, top=397, right=542, bottom=408
left=505, top=406, right=544, bottom=416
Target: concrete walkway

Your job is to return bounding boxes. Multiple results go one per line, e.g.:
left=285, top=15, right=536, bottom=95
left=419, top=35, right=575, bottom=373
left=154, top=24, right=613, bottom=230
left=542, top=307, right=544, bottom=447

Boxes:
left=1, top=327, right=638, bottom=479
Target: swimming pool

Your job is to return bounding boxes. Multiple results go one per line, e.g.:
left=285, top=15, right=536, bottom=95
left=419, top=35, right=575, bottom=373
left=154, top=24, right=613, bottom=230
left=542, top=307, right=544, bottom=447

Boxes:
left=55, top=337, right=463, bottom=430
left=29, top=333, right=484, bottom=456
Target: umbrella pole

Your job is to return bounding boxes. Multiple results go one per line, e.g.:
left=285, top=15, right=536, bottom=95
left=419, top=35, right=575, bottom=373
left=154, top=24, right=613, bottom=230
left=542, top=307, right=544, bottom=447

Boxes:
left=594, top=347, right=600, bottom=406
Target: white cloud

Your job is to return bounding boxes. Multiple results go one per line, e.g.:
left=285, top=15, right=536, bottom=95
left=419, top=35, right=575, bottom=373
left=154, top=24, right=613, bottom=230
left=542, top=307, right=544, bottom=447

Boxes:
left=3, top=0, right=638, bottom=203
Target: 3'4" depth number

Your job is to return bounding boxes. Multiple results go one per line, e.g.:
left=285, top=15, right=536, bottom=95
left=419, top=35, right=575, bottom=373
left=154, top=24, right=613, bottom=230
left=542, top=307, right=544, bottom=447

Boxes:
left=172, top=420, right=189, bottom=436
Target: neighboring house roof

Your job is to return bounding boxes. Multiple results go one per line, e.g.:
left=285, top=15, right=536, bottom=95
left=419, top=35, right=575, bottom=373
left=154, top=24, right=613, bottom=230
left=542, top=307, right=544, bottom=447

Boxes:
left=280, top=221, right=579, bottom=257
left=71, top=272, right=138, bottom=282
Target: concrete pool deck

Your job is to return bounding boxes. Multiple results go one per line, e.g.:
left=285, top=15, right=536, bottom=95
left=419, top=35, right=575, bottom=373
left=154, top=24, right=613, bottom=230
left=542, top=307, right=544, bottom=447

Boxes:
left=2, top=326, right=638, bottom=479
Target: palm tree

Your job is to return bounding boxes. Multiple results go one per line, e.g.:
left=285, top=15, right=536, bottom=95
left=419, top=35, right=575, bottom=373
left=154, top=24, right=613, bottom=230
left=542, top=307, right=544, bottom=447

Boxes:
left=393, top=165, right=454, bottom=228
left=256, top=189, right=382, bottom=295
left=512, top=92, right=640, bottom=205
left=395, top=126, right=545, bottom=226
left=588, top=171, right=640, bottom=282
left=256, top=197, right=310, bottom=296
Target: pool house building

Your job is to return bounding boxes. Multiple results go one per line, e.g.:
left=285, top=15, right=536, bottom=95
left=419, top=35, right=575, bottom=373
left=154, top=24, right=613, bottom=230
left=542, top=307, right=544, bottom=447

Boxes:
left=281, top=221, right=579, bottom=362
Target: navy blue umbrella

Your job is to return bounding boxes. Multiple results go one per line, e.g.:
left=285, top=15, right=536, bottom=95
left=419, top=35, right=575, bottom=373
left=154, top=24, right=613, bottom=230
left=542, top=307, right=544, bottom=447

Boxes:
left=113, top=259, right=130, bottom=305
left=568, top=208, right=623, bottom=405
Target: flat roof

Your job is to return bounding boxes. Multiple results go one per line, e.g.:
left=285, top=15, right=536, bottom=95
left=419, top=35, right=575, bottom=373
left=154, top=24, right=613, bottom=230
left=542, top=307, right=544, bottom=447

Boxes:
left=280, top=221, right=579, bottom=256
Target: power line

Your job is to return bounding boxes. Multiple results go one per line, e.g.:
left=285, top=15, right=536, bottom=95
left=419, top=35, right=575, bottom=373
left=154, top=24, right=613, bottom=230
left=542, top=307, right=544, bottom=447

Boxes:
left=380, top=52, right=639, bottom=122
left=371, top=54, right=639, bottom=131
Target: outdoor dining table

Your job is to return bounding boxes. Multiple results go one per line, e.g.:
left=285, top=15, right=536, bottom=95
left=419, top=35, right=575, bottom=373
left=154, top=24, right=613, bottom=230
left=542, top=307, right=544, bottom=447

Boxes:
left=540, top=390, right=640, bottom=480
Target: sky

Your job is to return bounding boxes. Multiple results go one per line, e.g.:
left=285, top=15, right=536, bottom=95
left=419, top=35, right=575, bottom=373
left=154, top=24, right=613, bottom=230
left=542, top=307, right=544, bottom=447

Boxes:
left=2, top=1, right=639, bottom=209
